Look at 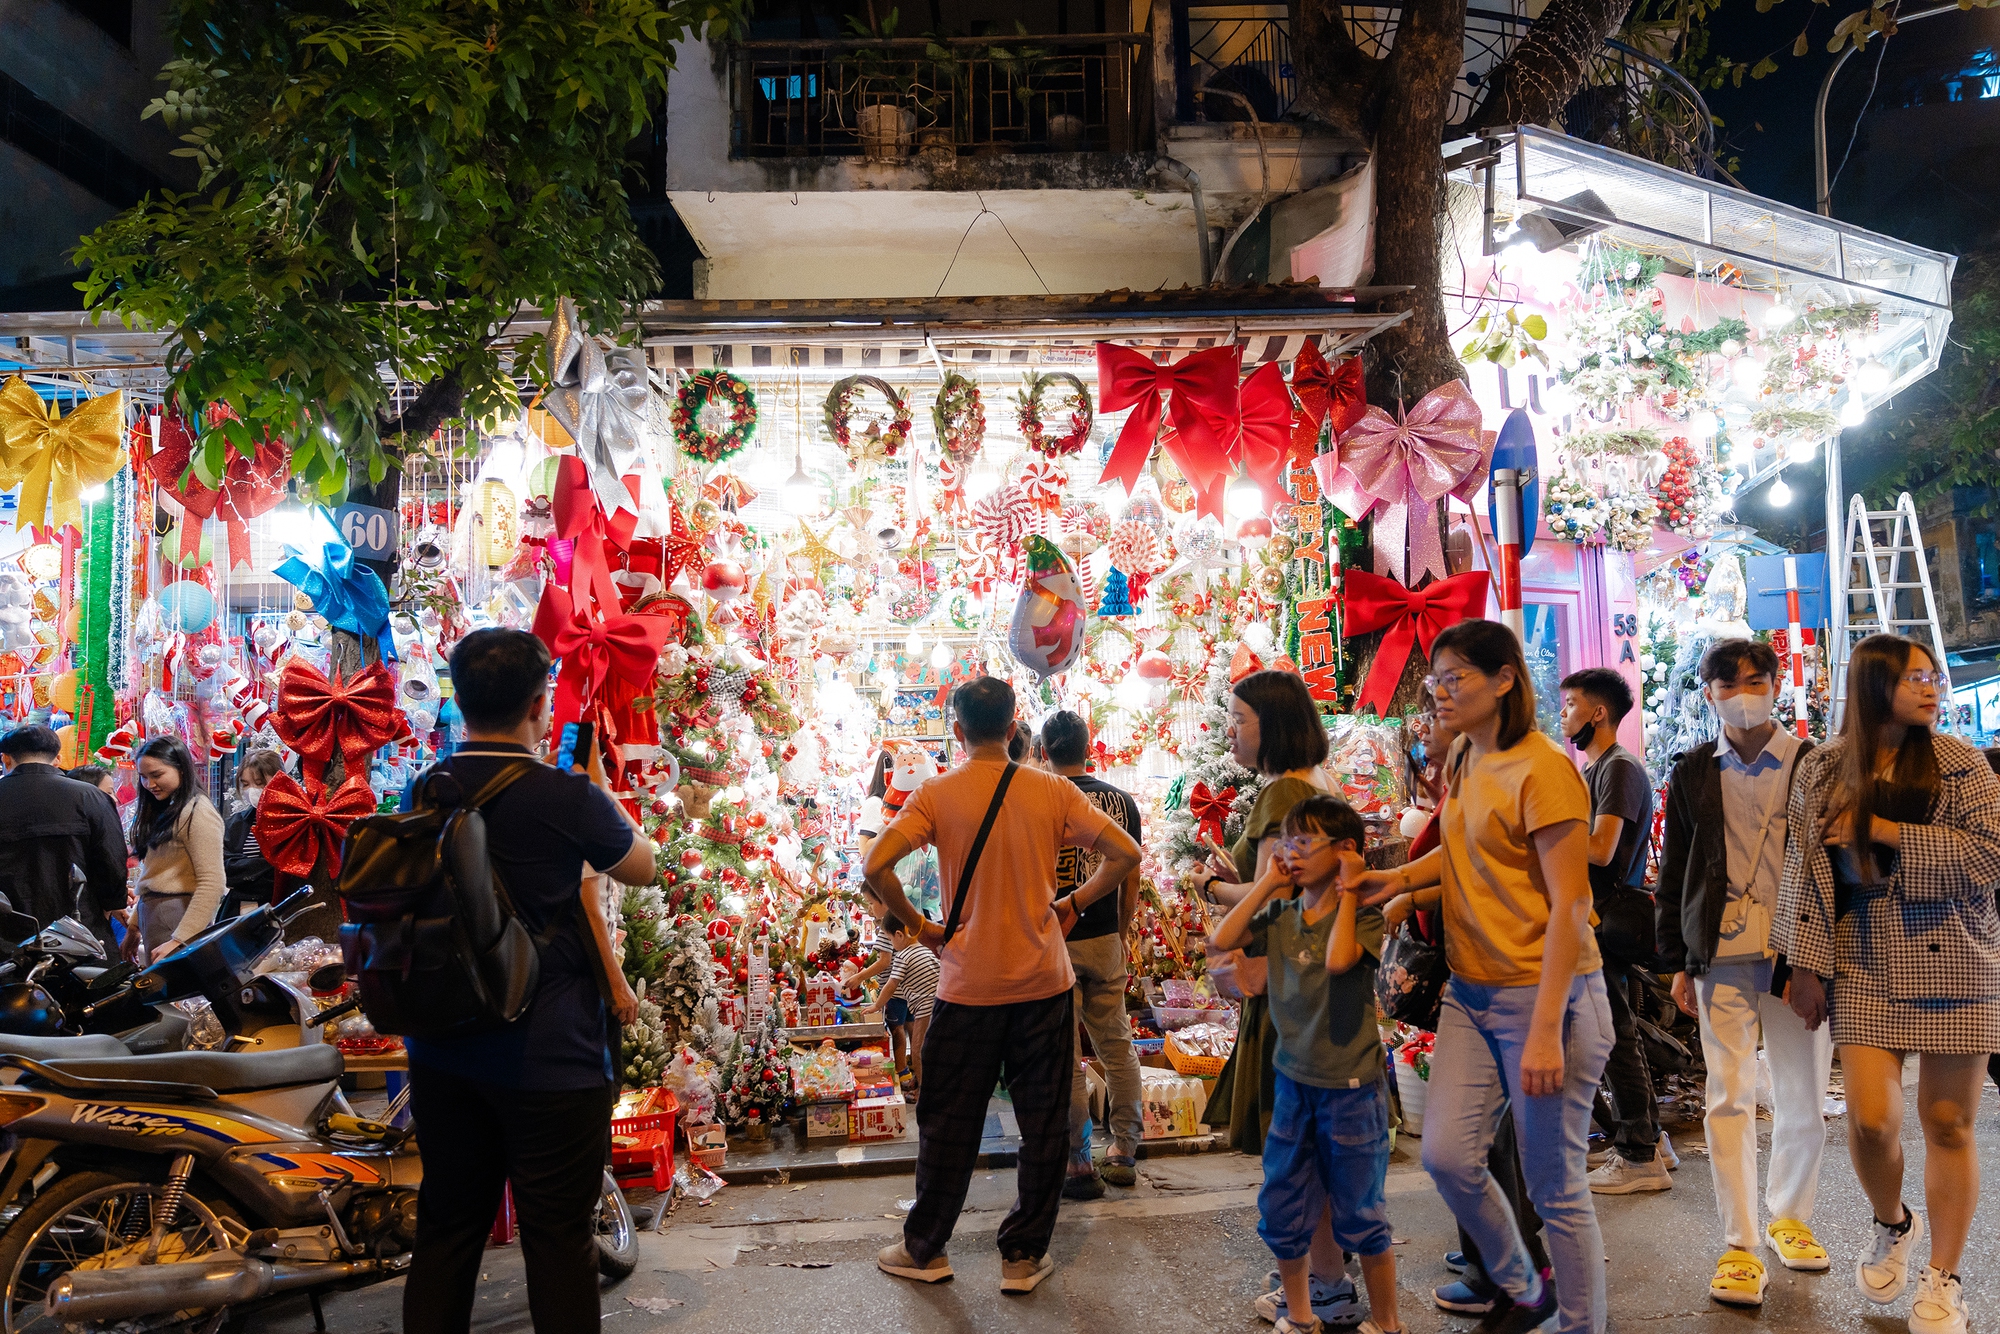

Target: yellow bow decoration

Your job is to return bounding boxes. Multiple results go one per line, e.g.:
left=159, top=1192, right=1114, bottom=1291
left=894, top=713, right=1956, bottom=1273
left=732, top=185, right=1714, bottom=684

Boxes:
left=0, top=377, right=125, bottom=537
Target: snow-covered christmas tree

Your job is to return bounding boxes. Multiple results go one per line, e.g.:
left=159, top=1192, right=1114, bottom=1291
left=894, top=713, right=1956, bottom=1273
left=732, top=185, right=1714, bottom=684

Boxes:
left=1154, top=649, right=1261, bottom=883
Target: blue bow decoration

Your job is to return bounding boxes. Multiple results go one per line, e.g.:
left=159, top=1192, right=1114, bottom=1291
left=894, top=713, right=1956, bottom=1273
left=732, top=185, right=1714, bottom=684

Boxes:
left=274, top=508, right=396, bottom=661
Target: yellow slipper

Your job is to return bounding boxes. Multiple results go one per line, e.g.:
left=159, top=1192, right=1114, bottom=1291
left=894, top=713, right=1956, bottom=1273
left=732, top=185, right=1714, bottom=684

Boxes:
left=1711, top=1250, right=1769, bottom=1306
left=1766, top=1218, right=1832, bottom=1271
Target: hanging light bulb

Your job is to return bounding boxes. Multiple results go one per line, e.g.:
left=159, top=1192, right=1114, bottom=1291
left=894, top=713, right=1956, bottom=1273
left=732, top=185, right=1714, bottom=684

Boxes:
left=1854, top=359, right=1892, bottom=395
left=966, top=456, right=1004, bottom=501
left=1687, top=409, right=1718, bottom=440
left=1763, top=301, right=1796, bottom=329
left=80, top=483, right=108, bottom=502
left=1787, top=437, right=1821, bottom=464
left=782, top=441, right=818, bottom=514
left=904, top=627, right=923, bottom=656
left=1731, top=357, right=1764, bottom=390
left=930, top=639, right=952, bottom=670
left=1839, top=397, right=1868, bottom=428
left=875, top=661, right=898, bottom=691
left=1768, top=474, right=1793, bottom=507
left=1224, top=473, right=1263, bottom=520
left=1115, top=668, right=1152, bottom=710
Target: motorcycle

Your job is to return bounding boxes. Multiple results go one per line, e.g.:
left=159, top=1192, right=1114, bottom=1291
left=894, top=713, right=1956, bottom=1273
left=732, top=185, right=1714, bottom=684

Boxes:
left=0, top=911, right=188, bottom=1054
left=0, top=890, right=639, bottom=1331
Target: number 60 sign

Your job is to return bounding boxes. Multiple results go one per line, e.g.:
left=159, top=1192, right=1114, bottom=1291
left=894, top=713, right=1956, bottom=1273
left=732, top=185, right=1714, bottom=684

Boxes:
left=331, top=502, right=399, bottom=561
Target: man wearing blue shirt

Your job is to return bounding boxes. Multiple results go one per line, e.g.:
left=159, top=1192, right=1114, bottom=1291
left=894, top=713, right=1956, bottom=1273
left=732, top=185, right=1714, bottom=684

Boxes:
left=404, top=629, right=650, bottom=1334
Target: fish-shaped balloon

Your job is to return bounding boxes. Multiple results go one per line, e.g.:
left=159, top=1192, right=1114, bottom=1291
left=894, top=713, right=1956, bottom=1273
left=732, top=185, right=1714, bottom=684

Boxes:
left=1009, top=534, right=1088, bottom=680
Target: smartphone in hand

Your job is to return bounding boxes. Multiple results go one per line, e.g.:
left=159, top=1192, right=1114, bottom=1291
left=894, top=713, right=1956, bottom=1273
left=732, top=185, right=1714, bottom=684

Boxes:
left=569, top=721, right=596, bottom=774
left=555, top=722, right=581, bottom=770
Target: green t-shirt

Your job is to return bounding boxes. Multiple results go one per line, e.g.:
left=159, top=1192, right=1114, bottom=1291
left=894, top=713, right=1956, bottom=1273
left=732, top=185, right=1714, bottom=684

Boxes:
left=1228, top=775, right=1320, bottom=882
left=1244, top=894, right=1386, bottom=1089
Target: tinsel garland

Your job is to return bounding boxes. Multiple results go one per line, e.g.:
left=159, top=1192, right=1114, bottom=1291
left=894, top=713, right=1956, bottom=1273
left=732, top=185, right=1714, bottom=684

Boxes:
left=107, top=461, right=135, bottom=700
left=79, top=477, right=118, bottom=752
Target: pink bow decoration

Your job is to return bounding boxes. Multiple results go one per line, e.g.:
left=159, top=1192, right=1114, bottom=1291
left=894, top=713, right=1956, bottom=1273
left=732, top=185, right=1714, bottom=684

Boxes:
left=1315, top=381, right=1494, bottom=587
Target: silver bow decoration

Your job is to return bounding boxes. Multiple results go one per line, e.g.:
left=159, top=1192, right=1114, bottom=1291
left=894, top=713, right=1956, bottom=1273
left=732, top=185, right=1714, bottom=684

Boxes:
left=545, top=297, right=652, bottom=518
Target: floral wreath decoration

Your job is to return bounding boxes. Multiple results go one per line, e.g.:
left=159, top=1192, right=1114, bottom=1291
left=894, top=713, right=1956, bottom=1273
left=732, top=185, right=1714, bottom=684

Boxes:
left=671, top=369, right=759, bottom=465
left=932, top=373, right=986, bottom=463
left=1015, top=371, right=1094, bottom=458
left=824, top=375, right=913, bottom=465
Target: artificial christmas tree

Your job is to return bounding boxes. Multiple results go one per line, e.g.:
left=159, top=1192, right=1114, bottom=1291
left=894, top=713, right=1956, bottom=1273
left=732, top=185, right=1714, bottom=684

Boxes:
left=720, top=1015, right=792, bottom=1129
left=622, top=997, right=672, bottom=1089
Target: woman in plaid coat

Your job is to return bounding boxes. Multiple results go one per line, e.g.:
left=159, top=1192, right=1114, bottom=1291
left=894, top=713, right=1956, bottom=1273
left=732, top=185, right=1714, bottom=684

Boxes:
left=1776, top=634, right=2000, bottom=1334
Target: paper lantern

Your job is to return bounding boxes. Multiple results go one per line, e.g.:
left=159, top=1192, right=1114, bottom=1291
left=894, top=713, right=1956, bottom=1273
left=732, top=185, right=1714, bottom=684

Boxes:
left=474, top=479, right=518, bottom=568
left=524, top=456, right=562, bottom=500
left=166, top=521, right=214, bottom=570
left=54, top=724, right=76, bottom=768
left=159, top=582, right=216, bottom=634
left=49, top=670, right=78, bottom=712
left=526, top=408, right=574, bottom=448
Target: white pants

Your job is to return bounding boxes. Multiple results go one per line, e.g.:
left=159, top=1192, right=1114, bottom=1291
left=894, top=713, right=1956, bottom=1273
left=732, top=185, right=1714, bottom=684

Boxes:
left=1696, top=958, right=1834, bottom=1250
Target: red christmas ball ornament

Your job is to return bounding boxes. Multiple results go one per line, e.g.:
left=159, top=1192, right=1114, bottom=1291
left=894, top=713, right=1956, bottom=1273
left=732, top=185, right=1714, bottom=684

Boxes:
left=1135, top=649, right=1174, bottom=682
left=701, top=559, right=748, bottom=604
left=734, top=968, right=749, bottom=985
left=748, top=812, right=767, bottom=829
left=679, top=848, right=704, bottom=870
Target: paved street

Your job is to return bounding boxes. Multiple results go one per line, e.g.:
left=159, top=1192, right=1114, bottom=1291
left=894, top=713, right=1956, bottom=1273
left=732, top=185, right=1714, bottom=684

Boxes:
left=255, top=1065, right=2000, bottom=1333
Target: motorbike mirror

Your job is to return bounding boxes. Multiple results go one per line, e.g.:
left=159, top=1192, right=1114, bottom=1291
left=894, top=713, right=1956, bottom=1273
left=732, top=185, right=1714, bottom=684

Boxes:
left=307, top=961, right=347, bottom=992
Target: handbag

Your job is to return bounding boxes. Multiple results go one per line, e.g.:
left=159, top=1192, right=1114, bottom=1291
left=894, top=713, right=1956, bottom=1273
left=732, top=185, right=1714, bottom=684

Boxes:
left=1375, top=916, right=1447, bottom=1031
left=940, top=760, right=1017, bottom=945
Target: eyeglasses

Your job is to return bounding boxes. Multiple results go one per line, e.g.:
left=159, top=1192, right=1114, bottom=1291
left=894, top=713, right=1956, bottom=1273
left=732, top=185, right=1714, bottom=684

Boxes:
left=1278, top=835, right=1335, bottom=857
left=1900, top=671, right=1947, bottom=689
left=1424, top=668, right=1486, bottom=697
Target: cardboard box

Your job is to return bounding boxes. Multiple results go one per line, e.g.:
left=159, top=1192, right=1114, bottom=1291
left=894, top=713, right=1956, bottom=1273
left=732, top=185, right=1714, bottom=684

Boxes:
left=849, top=1092, right=912, bottom=1141
left=685, top=1121, right=727, bottom=1171
left=806, top=1100, right=851, bottom=1141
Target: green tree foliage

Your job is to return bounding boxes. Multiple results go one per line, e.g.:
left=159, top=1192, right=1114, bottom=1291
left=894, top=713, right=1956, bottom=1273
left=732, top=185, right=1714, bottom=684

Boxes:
left=1881, top=250, right=2000, bottom=514
left=75, top=0, right=742, bottom=500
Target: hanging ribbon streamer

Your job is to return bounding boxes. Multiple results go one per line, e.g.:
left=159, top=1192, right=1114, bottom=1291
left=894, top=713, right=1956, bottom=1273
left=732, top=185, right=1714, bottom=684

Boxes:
left=1341, top=568, right=1490, bottom=716
left=274, top=509, right=397, bottom=661
left=1316, top=381, right=1494, bottom=588
left=1288, top=345, right=1367, bottom=467
left=1094, top=344, right=1240, bottom=513
left=0, top=378, right=125, bottom=538
left=254, top=774, right=379, bottom=878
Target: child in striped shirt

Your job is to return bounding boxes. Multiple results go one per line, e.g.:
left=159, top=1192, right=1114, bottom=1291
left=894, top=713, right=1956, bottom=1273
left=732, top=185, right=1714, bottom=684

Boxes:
left=863, top=916, right=939, bottom=1097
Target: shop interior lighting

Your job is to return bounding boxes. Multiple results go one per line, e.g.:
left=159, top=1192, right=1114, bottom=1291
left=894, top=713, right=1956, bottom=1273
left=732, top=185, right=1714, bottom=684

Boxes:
left=1763, top=302, right=1797, bottom=329
left=929, top=639, right=952, bottom=670
left=80, top=483, right=107, bottom=502
left=1854, top=359, right=1892, bottom=395
left=781, top=439, right=818, bottom=514
left=1115, top=668, right=1152, bottom=710
left=1839, top=397, right=1868, bottom=428
left=965, top=456, right=1004, bottom=502
left=1769, top=473, right=1793, bottom=506
left=903, top=627, right=923, bottom=656
left=1687, top=409, right=1718, bottom=440
left=1224, top=474, right=1263, bottom=520
left=1787, top=437, right=1820, bottom=464
left=1730, top=357, right=1764, bottom=390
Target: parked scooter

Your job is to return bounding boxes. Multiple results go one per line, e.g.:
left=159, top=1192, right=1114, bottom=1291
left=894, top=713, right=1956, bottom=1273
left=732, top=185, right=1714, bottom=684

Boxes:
left=0, top=889, right=638, bottom=1331
left=0, top=910, right=189, bottom=1054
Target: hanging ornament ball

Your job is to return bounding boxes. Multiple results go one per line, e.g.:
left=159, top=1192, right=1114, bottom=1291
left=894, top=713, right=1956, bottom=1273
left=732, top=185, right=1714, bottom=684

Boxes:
left=159, top=582, right=217, bottom=635
left=1150, top=445, right=1196, bottom=514
left=168, top=523, right=215, bottom=571
left=1118, top=487, right=1169, bottom=540
left=1269, top=533, right=1298, bottom=562
left=1175, top=518, right=1223, bottom=565
left=702, top=559, right=748, bottom=604
left=49, top=670, right=79, bottom=713
left=688, top=499, right=724, bottom=543
left=1135, top=649, right=1175, bottom=682
left=1254, top=564, right=1287, bottom=597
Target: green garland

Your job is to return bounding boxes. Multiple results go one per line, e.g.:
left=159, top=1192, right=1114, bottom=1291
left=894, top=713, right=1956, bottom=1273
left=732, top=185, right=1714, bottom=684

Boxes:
left=78, top=480, right=117, bottom=753
left=1776, top=301, right=1880, bottom=339
left=1564, top=427, right=1665, bottom=457
left=1750, top=406, right=1839, bottom=438
left=1578, top=246, right=1667, bottom=295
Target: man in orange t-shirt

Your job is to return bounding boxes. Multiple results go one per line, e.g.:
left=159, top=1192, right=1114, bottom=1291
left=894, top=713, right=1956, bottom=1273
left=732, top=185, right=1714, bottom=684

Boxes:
left=866, top=677, right=1141, bottom=1296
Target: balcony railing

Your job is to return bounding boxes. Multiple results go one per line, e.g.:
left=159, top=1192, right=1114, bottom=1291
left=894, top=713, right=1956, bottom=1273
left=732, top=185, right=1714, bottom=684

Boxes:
left=728, top=35, right=1149, bottom=160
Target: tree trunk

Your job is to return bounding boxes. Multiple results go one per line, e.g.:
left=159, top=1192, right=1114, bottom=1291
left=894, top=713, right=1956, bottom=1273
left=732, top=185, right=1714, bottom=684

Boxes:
left=1465, top=0, right=1641, bottom=132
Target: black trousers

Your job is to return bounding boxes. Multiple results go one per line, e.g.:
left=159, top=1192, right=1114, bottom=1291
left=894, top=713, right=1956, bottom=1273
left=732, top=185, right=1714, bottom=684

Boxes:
left=1600, top=959, right=1659, bottom=1162
left=404, top=1064, right=616, bottom=1334
left=905, top=991, right=1074, bottom=1265
left=1457, top=1102, right=1550, bottom=1291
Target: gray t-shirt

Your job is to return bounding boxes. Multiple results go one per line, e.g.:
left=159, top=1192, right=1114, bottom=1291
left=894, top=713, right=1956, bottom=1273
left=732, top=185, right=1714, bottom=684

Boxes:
left=1244, top=895, right=1385, bottom=1089
left=1583, top=743, right=1653, bottom=900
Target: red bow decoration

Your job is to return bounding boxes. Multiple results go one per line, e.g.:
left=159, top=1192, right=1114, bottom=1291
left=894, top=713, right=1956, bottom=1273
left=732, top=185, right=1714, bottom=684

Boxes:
left=534, top=579, right=674, bottom=729
left=1095, top=344, right=1239, bottom=502
left=1289, top=346, right=1366, bottom=466
left=1189, top=781, right=1238, bottom=848
left=271, top=660, right=403, bottom=771
left=1343, top=568, right=1490, bottom=716
left=1218, top=363, right=1294, bottom=516
left=147, top=411, right=290, bottom=570
left=255, top=774, right=377, bottom=878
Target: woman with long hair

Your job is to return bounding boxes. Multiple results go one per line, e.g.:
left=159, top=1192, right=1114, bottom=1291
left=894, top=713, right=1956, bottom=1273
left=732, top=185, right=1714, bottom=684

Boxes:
left=127, top=735, right=226, bottom=962
left=222, top=749, right=285, bottom=916
left=1779, top=634, right=2000, bottom=1334
left=1350, top=619, right=1612, bottom=1334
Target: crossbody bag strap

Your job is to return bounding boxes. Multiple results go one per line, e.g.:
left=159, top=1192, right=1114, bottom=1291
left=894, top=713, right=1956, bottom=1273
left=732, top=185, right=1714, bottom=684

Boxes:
left=941, top=761, right=1018, bottom=946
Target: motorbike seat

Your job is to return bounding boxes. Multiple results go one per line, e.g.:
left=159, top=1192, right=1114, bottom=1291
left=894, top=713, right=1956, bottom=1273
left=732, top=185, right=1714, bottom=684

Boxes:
left=0, top=1034, right=131, bottom=1062
left=44, top=1044, right=345, bottom=1094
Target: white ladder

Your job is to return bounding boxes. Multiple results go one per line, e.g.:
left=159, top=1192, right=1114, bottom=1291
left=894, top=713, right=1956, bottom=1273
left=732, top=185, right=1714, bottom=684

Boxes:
left=1834, top=491, right=1950, bottom=730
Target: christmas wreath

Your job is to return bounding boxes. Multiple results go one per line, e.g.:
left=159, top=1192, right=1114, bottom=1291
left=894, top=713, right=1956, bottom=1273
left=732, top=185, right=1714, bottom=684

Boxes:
left=1605, top=490, right=1660, bottom=552
left=1544, top=471, right=1606, bottom=543
left=1015, top=371, right=1094, bottom=458
left=931, top=373, right=986, bottom=462
left=824, top=375, right=913, bottom=465
left=671, top=370, right=759, bottom=464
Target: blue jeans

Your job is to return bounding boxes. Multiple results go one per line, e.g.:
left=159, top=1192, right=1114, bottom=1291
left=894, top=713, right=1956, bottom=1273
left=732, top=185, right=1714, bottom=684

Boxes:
left=1256, top=1073, right=1393, bottom=1260
left=1420, top=971, right=1614, bottom=1334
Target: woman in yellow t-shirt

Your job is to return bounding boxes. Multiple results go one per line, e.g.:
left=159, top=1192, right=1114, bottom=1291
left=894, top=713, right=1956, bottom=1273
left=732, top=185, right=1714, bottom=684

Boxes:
left=1352, top=619, right=1613, bottom=1334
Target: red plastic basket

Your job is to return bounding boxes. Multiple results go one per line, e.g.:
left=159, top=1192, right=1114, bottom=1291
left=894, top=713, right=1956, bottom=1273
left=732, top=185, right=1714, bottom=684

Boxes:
left=610, top=1089, right=679, bottom=1192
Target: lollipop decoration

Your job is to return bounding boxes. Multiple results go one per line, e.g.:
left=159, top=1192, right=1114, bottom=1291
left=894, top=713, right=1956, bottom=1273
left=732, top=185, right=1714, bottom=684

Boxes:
left=972, top=482, right=1036, bottom=567
left=825, top=376, right=913, bottom=465
left=671, top=369, right=758, bottom=466
left=1016, top=371, right=1093, bottom=458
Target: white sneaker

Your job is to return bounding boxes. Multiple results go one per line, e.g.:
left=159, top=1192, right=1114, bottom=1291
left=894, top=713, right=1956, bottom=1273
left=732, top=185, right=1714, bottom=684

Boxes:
left=1587, top=1150, right=1673, bottom=1194
left=1856, top=1205, right=1924, bottom=1304
left=1909, top=1265, right=1969, bottom=1334
left=1254, top=1274, right=1361, bottom=1327
left=1657, top=1131, right=1680, bottom=1171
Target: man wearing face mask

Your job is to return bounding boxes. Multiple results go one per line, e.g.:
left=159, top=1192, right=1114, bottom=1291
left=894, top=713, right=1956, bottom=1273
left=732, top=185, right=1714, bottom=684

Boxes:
left=1657, top=639, right=1832, bottom=1310
left=1558, top=669, right=1667, bottom=1196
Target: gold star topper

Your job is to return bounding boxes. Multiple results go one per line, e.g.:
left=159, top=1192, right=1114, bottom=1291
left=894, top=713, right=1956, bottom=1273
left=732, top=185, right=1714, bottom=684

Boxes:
left=790, top=520, right=840, bottom=583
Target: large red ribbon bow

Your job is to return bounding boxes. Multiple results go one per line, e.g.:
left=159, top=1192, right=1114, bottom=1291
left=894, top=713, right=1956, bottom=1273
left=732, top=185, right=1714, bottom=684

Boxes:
left=147, top=411, right=290, bottom=570
left=534, top=581, right=674, bottom=728
left=271, top=660, right=404, bottom=771
left=1094, top=344, right=1239, bottom=503
left=1221, top=363, right=1295, bottom=515
left=254, top=774, right=378, bottom=878
left=1342, top=568, right=1490, bottom=716
left=1289, top=345, right=1366, bottom=466
left=1189, top=781, right=1238, bottom=848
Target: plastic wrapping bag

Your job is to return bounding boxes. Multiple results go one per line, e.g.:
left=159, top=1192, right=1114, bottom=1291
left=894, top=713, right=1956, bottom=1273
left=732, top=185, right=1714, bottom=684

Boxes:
left=1324, top=715, right=1407, bottom=820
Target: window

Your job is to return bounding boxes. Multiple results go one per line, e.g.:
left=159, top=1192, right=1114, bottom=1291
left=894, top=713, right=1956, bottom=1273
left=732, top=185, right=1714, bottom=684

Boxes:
left=1974, top=528, right=1999, bottom=603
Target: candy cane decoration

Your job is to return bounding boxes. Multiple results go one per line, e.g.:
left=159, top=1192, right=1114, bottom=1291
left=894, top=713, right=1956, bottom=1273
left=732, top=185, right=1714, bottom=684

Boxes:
left=1784, top=555, right=1808, bottom=739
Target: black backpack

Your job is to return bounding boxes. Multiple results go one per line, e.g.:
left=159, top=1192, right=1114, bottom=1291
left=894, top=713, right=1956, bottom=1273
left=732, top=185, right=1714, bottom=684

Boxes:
left=335, top=759, right=575, bottom=1039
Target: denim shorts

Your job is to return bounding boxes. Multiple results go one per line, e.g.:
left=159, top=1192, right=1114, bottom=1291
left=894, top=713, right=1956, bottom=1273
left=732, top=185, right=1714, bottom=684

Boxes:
left=885, top=997, right=913, bottom=1027
left=1256, top=1072, right=1394, bottom=1261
